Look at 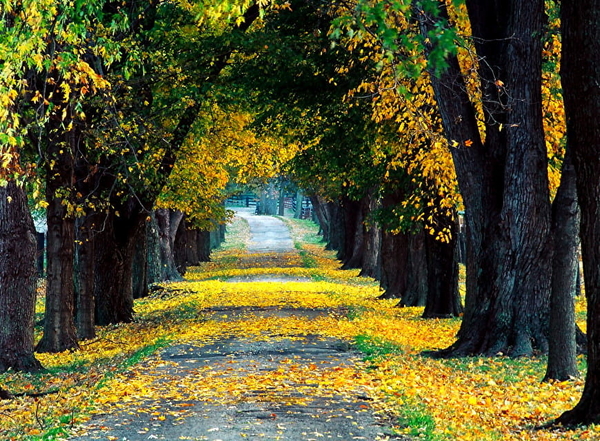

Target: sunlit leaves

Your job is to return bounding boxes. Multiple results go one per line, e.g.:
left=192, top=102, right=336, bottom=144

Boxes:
left=156, top=101, right=299, bottom=227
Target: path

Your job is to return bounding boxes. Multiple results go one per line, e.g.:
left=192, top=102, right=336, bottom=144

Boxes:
left=235, top=208, right=295, bottom=254
left=69, top=213, right=405, bottom=441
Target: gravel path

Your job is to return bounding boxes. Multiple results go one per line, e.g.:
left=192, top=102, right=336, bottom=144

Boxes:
left=68, top=214, right=406, bottom=441
left=234, top=209, right=295, bottom=254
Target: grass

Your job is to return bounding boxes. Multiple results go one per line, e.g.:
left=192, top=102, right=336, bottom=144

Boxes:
left=345, top=304, right=373, bottom=321
left=395, top=399, right=444, bottom=441
left=299, top=249, right=318, bottom=268
left=277, top=216, right=326, bottom=246
left=354, top=334, right=404, bottom=362
left=219, top=214, right=250, bottom=251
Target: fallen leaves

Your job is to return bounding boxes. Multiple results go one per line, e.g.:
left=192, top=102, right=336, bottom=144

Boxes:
left=0, top=217, right=594, bottom=440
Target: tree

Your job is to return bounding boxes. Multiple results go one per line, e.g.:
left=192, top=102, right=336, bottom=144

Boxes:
left=554, top=0, right=600, bottom=425
left=0, top=0, right=265, bottom=342
left=544, top=147, right=579, bottom=382
left=0, top=1, right=114, bottom=353
left=0, top=181, right=42, bottom=372
left=36, top=132, right=79, bottom=352
left=336, top=0, right=581, bottom=360
left=234, top=0, right=460, bottom=318
left=72, top=1, right=261, bottom=326
left=411, top=0, right=551, bottom=356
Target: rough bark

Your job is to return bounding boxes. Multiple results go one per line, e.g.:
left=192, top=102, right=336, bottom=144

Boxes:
left=328, top=201, right=345, bottom=255
left=544, top=147, right=580, bottom=382
left=359, top=218, right=382, bottom=280
left=378, top=190, right=408, bottom=299
left=177, top=222, right=199, bottom=268
left=309, top=195, right=330, bottom=242
left=198, top=230, right=212, bottom=262
left=94, top=203, right=145, bottom=325
left=399, top=231, right=428, bottom=307
left=174, top=218, right=191, bottom=275
left=422, top=209, right=462, bottom=318
left=359, top=190, right=381, bottom=279
left=359, top=225, right=381, bottom=279
left=278, top=178, right=285, bottom=216
left=0, top=182, right=42, bottom=371
left=132, top=224, right=149, bottom=299
left=155, top=208, right=184, bottom=282
left=555, top=0, right=600, bottom=425
left=36, top=232, right=45, bottom=277
left=379, top=230, right=408, bottom=300
left=74, top=213, right=97, bottom=340
left=419, top=0, right=551, bottom=357
left=36, top=140, right=79, bottom=353
left=340, top=196, right=365, bottom=270
left=146, top=212, right=162, bottom=286
left=173, top=220, right=212, bottom=274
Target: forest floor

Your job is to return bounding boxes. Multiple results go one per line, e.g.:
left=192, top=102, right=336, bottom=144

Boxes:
left=0, top=210, right=596, bottom=440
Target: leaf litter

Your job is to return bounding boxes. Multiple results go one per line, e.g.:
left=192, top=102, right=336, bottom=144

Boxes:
left=0, top=216, right=595, bottom=440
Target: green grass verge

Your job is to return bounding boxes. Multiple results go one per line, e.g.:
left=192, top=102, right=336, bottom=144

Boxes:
left=394, top=399, right=445, bottom=441
left=219, top=216, right=250, bottom=251
left=353, top=334, right=404, bottom=362
left=276, top=216, right=324, bottom=247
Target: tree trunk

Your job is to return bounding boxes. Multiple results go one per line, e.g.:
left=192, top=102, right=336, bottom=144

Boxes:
left=379, top=230, right=408, bottom=299
left=400, top=230, right=428, bottom=307
left=37, top=141, right=79, bottom=353
left=219, top=223, right=226, bottom=244
left=146, top=212, right=162, bottom=286
left=328, top=201, right=345, bottom=255
left=359, top=221, right=382, bottom=279
left=210, top=227, right=221, bottom=250
left=340, top=196, right=365, bottom=269
left=309, top=195, right=330, bottom=241
left=198, top=230, right=212, bottom=262
left=423, top=209, right=462, bottom=318
left=544, top=147, right=580, bottom=382
left=94, top=203, right=145, bottom=325
left=278, top=177, right=285, bottom=216
left=295, top=190, right=304, bottom=219
left=258, top=181, right=278, bottom=215
left=418, top=0, right=551, bottom=357
left=74, top=213, right=97, bottom=340
left=0, top=182, right=42, bottom=371
left=174, top=218, right=189, bottom=275
left=173, top=219, right=211, bottom=274
left=177, top=222, right=200, bottom=268
left=555, top=0, right=600, bottom=424
left=359, top=190, right=381, bottom=279
left=154, top=208, right=184, bottom=282
left=36, top=232, right=45, bottom=277
left=132, top=224, right=149, bottom=299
